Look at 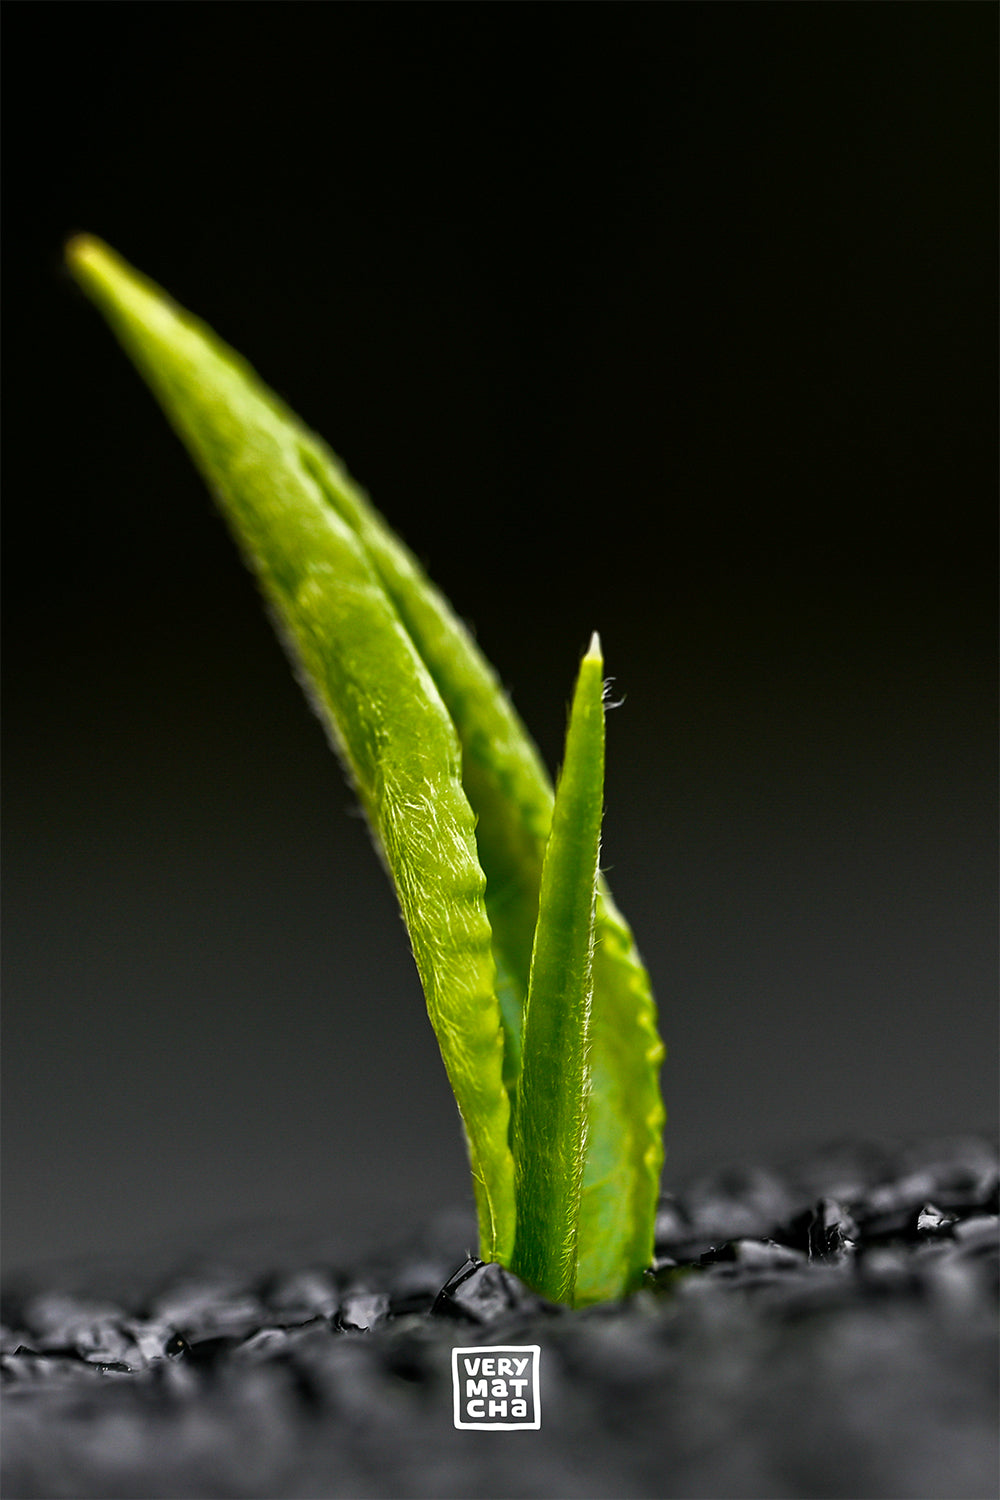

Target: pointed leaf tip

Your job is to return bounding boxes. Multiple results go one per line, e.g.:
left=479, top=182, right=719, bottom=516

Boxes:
left=65, top=234, right=107, bottom=274
left=65, top=232, right=92, bottom=259
left=586, top=631, right=602, bottom=663
left=64, top=236, right=136, bottom=309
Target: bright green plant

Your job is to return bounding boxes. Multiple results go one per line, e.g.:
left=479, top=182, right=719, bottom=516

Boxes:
left=65, top=236, right=665, bottom=1307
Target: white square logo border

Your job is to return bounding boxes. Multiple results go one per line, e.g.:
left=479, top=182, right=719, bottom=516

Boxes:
left=452, top=1344, right=541, bottom=1430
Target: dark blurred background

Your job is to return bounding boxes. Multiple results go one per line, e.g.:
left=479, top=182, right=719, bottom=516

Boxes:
left=4, top=5, right=996, bottom=1273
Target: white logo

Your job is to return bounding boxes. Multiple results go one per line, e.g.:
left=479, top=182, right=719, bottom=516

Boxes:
left=451, top=1344, right=541, bottom=1430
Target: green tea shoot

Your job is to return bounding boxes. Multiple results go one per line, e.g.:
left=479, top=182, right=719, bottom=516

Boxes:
left=65, top=236, right=665, bottom=1307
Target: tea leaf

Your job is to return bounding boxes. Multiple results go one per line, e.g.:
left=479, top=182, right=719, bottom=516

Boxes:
left=511, top=634, right=604, bottom=1306
left=65, top=236, right=516, bottom=1263
left=576, top=909, right=665, bottom=1301
left=295, top=441, right=551, bottom=1093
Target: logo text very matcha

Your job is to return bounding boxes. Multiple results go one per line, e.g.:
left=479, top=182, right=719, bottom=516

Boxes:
left=452, top=1344, right=541, bottom=1430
